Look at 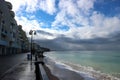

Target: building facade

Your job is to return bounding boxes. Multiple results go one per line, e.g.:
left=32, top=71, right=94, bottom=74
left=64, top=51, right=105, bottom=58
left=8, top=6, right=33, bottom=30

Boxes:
left=18, top=25, right=29, bottom=53
left=0, top=0, right=29, bottom=55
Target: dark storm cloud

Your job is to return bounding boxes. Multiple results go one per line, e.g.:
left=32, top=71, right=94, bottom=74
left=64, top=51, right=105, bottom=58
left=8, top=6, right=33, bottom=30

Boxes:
left=35, top=38, right=66, bottom=50
left=35, top=32, right=120, bottom=50
left=36, top=30, right=53, bottom=36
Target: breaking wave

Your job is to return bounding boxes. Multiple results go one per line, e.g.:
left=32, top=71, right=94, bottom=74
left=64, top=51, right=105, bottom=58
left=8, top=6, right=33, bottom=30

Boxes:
left=44, top=56, right=120, bottom=80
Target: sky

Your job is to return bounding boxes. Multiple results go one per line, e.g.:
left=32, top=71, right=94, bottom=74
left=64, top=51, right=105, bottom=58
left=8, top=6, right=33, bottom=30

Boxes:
left=6, top=0, right=120, bottom=50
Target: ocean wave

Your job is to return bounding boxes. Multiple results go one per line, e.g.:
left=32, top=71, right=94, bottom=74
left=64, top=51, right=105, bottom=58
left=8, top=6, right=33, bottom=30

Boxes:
left=63, top=62, right=120, bottom=80
left=44, top=56, right=120, bottom=80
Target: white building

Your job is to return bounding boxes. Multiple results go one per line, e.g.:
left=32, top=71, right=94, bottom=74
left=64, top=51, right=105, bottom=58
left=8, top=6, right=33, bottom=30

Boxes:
left=0, top=0, right=29, bottom=55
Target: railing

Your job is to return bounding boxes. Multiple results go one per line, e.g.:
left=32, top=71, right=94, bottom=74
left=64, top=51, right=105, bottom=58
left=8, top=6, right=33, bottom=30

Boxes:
left=34, top=58, right=50, bottom=80
left=0, top=40, right=8, bottom=46
left=39, top=64, right=49, bottom=80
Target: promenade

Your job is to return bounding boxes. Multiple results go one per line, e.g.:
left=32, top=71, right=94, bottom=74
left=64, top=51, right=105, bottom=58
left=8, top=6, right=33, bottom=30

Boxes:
left=0, top=53, right=59, bottom=80
left=1, top=60, right=35, bottom=80
left=0, top=53, right=27, bottom=76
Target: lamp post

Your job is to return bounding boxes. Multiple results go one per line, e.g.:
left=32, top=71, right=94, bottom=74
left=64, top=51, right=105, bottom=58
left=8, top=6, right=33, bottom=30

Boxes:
left=29, top=30, right=36, bottom=62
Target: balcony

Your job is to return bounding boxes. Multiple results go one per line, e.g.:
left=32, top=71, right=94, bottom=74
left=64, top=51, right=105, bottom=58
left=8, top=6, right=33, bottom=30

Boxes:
left=10, top=11, right=15, bottom=18
left=0, top=10, right=3, bottom=21
left=5, top=1, right=12, bottom=10
left=10, top=38, right=15, bottom=42
left=0, top=40, right=8, bottom=46
left=11, top=19, right=17, bottom=26
left=1, top=29, right=8, bottom=37
left=12, top=43, right=20, bottom=48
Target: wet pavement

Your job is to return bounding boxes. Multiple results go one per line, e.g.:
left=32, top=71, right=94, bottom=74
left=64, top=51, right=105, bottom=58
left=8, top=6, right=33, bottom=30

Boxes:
left=0, top=53, right=28, bottom=77
left=0, top=59, right=35, bottom=80
left=0, top=53, right=59, bottom=80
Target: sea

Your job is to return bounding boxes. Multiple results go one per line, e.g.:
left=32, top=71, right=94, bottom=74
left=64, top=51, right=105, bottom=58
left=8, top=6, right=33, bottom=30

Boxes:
left=44, top=51, right=120, bottom=80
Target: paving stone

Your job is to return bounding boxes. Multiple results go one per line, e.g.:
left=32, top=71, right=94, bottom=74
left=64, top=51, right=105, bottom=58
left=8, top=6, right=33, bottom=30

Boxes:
left=1, top=61, right=35, bottom=80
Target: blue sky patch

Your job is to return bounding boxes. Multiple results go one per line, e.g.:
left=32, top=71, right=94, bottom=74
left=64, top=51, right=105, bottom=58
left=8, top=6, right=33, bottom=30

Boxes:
left=94, top=0, right=120, bottom=17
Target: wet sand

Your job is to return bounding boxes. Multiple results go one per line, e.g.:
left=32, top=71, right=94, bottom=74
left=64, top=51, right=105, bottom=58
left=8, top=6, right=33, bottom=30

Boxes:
left=43, top=64, right=59, bottom=80
left=44, top=63, right=85, bottom=80
left=44, top=56, right=120, bottom=80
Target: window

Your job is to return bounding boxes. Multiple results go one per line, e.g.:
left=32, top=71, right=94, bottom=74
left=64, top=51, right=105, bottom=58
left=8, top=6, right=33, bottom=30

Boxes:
left=2, top=20, right=5, bottom=24
left=0, top=10, right=3, bottom=26
left=0, top=10, right=3, bottom=20
left=0, top=10, right=3, bottom=15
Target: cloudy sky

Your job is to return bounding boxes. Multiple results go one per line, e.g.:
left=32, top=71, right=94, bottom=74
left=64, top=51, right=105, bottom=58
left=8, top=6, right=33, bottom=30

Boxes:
left=6, top=0, right=120, bottom=50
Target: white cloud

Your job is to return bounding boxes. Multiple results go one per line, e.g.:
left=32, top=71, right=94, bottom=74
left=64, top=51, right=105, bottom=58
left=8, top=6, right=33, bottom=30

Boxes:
left=15, top=16, right=41, bottom=32
left=77, top=0, right=95, bottom=14
left=5, top=0, right=120, bottom=50
left=38, top=0, right=56, bottom=15
left=59, top=0, right=78, bottom=16
left=6, top=0, right=120, bottom=40
left=65, top=13, right=120, bottom=39
left=6, top=0, right=38, bottom=14
left=15, top=15, right=63, bottom=40
left=25, top=0, right=39, bottom=13
left=52, top=0, right=120, bottom=40
left=6, top=0, right=26, bottom=12
left=6, top=0, right=56, bottom=14
left=6, top=0, right=58, bottom=39
left=52, top=0, right=91, bottom=28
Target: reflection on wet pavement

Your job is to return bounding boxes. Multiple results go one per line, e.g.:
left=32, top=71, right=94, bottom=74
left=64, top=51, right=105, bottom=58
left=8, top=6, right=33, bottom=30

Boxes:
left=1, top=60, right=35, bottom=80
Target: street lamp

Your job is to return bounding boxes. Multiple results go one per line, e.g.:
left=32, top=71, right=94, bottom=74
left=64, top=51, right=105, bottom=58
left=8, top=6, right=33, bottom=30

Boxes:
left=29, top=30, right=36, bottom=61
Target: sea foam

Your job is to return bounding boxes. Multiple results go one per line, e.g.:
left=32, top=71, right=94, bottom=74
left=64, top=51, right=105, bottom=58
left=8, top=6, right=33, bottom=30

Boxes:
left=44, top=56, right=120, bottom=80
